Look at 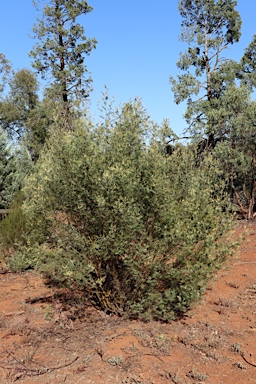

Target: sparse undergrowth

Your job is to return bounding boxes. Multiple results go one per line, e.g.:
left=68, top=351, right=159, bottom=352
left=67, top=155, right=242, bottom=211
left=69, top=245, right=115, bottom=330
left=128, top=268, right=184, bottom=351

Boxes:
left=0, top=222, right=255, bottom=384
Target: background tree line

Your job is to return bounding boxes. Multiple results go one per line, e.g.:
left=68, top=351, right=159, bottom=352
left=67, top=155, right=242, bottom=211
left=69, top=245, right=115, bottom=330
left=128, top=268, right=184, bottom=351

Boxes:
left=170, top=0, right=256, bottom=219
left=0, top=0, right=254, bottom=321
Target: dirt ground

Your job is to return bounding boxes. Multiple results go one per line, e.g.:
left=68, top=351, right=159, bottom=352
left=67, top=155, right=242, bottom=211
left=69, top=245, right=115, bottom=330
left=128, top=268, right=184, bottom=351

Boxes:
left=0, top=222, right=255, bottom=383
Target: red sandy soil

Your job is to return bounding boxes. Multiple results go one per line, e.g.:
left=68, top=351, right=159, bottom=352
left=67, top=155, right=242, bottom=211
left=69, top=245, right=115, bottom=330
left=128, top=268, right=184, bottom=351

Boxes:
left=0, top=222, right=255, bottom=383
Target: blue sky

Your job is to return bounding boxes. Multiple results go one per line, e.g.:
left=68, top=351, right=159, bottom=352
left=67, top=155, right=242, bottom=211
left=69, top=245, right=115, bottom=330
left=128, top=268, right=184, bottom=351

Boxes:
left=0, top=1, right=255, bottom=135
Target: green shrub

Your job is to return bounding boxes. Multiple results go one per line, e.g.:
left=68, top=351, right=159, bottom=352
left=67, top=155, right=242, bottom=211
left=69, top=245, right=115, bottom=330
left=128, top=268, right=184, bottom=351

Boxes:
left=19, top=100, right=235, bottom=321
left=0, top=192, right=28, bottom=254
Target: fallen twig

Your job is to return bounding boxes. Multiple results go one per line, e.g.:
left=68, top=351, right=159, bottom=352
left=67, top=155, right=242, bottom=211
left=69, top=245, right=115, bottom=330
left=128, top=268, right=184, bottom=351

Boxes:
left=241, top=352, right=256, bottom=367
left=25, top=294, right=54, bottom=304
left=125, top=352, right=171, bottom=363
left=0, top=347, right=79, bottom=379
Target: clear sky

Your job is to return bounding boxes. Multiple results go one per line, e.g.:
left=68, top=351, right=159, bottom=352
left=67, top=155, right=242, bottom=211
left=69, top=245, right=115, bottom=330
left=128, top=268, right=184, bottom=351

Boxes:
left=0, top=1, right=255, bottom=135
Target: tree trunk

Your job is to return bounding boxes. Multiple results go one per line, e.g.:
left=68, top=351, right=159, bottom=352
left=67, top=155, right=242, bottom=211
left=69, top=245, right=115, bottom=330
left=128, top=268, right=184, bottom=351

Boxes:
left=248, top=154, right=256, bottom=220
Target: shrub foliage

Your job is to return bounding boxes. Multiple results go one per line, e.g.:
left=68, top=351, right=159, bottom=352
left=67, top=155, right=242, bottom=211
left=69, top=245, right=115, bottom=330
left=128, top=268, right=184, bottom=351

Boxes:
left=19, top=100, right=234, bottom=321
left=0, top=192, right=29, bottom=258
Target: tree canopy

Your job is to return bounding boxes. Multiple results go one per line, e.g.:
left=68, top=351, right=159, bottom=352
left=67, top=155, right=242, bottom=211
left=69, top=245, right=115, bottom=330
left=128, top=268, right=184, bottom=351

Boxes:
left=30, top=0, right=97, bottom=110
left=170, top=0, right=242, bottom=144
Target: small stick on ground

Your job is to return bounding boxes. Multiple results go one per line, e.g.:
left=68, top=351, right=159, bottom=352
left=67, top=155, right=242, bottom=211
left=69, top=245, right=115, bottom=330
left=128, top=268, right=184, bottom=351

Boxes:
left=241, top=351, right=256, bottom=368
left=0, top=347, right=79, bottom=379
